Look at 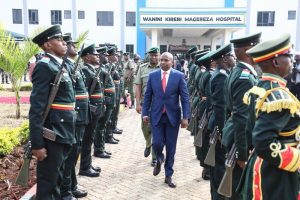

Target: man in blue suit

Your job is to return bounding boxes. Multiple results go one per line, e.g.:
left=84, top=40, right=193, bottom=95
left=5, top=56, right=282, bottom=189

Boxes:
left=142, top=52, right=190, bottom=188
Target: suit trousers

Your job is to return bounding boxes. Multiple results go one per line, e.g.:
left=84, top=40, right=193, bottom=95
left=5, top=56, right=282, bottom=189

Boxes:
left=151, top=113, right=179, bottom=177
left=36, top=140, right=71, bottom=200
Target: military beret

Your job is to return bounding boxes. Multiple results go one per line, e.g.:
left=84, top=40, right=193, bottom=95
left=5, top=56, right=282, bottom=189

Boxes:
left=81, top=44, right=98, bottom=57
left=147, top=47, right=160, bottom=54
left=210, top=44, right=233, bottom=60
left=107, top=47, right=117, bottom=56
left=187, top=46, right=198, bottom=54
left=246, top=33, right=291, bottom=63
left=32, top=25, right=62, bottom=46
left=62, top=33, right=77, bottom=44
left=230, top=32, right=262, bottom=48
left=96, top=46, right=108, bottom=55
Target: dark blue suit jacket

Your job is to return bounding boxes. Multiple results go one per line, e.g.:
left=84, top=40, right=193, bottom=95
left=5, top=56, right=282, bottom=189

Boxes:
left=142, top=69, right=190, bottom=127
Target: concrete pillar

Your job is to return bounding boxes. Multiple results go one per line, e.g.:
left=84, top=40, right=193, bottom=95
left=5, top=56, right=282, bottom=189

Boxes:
left=71, top=0, right=77, bottom=38
left=223, top=29, right=232, bottom=44
left=23, top=0, right=28, bottom=36
left=151, top=29, right=158, bottom=47
left=296, top=0, right=300, bottom=51
left=245, top=0, right=252, bottom=35
left=120, top=0, right=125, bottom=51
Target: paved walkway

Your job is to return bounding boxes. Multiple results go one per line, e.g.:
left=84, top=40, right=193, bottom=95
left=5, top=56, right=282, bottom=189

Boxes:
left=78, top=109, right=210, bottom=200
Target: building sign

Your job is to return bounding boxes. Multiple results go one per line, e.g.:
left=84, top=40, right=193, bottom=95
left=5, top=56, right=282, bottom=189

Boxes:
left=140, top=14, right=245, bottom=26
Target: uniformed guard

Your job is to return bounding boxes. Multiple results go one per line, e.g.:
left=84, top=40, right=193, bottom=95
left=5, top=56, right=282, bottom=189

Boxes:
left=30, top=25, right=76, bottom=200
left=104, top=47, right=119, bottom=144
left=195, top=50, right=216, bottom=180
left=79, top=44, right=102, bottom=177
left=94, top=46, right=113, bottom=158
left=60, top=34, right=89, bottom=199
left=135, top=47, right=160, bottom=166
left=207, top=44, right=236, bottom=200
left=123, top=52, right=135, bottom=108
left=133, top=54, right=141, bottom=76
left=241, top=34, right=300, bottom=200
left=220, top=32, right=261, bottom=199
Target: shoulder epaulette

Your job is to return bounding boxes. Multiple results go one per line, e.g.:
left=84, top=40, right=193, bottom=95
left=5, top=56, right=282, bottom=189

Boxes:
left=139, top=63, right=148, bottom=68
left=240, top=69, right=250, bottom=80
left=219, top=69, right=228, bottom=76
left=39, top=56, right=50, bottom=64
left=243, top=86, right=266, bottom=105
left=244, top=87, right=300, bottom=116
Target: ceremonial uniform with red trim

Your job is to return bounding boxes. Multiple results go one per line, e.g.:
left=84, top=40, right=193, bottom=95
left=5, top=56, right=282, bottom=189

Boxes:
left=241, top=73, right=300, bottom=200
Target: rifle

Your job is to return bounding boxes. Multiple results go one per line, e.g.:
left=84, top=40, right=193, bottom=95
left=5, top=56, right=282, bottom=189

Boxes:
left=194, top=110, right=208, bottom=147
left=89, top=66, right=103, bottom=113
left=16, top=48, right=70, bottom=186
left=15, top=142, right=32, bottom=187
left=187, top=103, right=199, bottom=132
left=218, top=144, right=238, bottom=197
left=204, top=126, right=220, bottom=167
left=71, top=44, right=85, bottom=82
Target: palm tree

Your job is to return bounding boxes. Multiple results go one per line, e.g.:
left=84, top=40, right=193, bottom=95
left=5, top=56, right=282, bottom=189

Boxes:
left=0, top=24, right=39, bottom=118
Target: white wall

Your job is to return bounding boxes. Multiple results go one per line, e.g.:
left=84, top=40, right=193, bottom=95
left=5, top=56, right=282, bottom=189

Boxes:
left=146, top=0, right=225, bottom=8
left=249, top=0, right=298, bottom=46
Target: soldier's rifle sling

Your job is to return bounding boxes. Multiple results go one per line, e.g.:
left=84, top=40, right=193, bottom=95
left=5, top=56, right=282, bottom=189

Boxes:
left=89, top=66, right=102, bottom=96
left=42, top=46, right=71, bottom=122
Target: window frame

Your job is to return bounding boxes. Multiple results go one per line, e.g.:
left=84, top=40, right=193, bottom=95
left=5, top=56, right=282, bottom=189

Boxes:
left=28, top=9, right=39, bottom=24
left=51, top=10, right=62, bottom=25
left=257, top=11, right=275, bottom=26
left=97, top=11, right=114, bottom=26
left=12, top=9, right=22, bottom=24
left=126, top=11, right=136, bottom=27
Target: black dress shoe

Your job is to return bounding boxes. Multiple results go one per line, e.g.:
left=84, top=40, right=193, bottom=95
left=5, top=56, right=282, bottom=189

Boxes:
left=129, top=105, right=135, bottom=109
left=151, top=159, right=157, bottom=167
left=113, top=137, right=120, bottom=142
left=153, top=159, right=163, bottom=176
left=104, top=150, right=112, bottom=155
left=79, top=168, right=100, bottom=177
left=72, top=189, right=88, bottom=198
left=94, top=152, right=111, bottom=159
left=144, top=146, right=151, bottom=157
left=91, top=165, right=101, bottom=172
left=165, top=176, right=176, bottom=188
left=113, top=129, right=122, bottom=134
left=106, top=137, right=118, bottom=144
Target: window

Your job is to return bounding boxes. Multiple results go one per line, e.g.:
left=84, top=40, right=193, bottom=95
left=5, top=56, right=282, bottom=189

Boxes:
left=64, top=10, right=71, bottom=19
left=12, top=9, right=22, bottom=24
left=126, top=12, right=136, bottom=26
left=97, top=11, right=114, bottom=26
left=257, top=11, right=275, bottom=26
left=288, top=10, right=296, bottom=20
left=51, top=10, right=62, bottom=25
left=203, top=45, right=211, bottom=50
left=126, top=44, right=134, bottom=54
left=28, top=9, right=38, bottom=24
left=78, top=10, right=85, bottom=19
left=160, top=45, right=167, bottom=54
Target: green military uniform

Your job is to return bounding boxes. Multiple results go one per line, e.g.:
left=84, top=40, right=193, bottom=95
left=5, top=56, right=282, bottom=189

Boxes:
left=134, top=59, right=159, bottom=160
left=239, top=34, right=300, bottom=200
left=123, top=53, right=135, bottom=107
left=221, top=33, right=261, bottom=199
left=196, top=50, right=216, bottom=179
left=30, top=25, right=76, bottom=200
left=60, top=33, right=90, bottom=199
left=79, top=45, right=103, bottom=176
left=207, top=44, right=234, bottom=200
left=186, top=46, right=198, bottom=95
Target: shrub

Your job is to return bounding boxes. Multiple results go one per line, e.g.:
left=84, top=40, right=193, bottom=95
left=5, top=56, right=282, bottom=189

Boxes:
left=20, top=83, right=32, bottom=91
left=0, top=121, right=29, bottom=156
